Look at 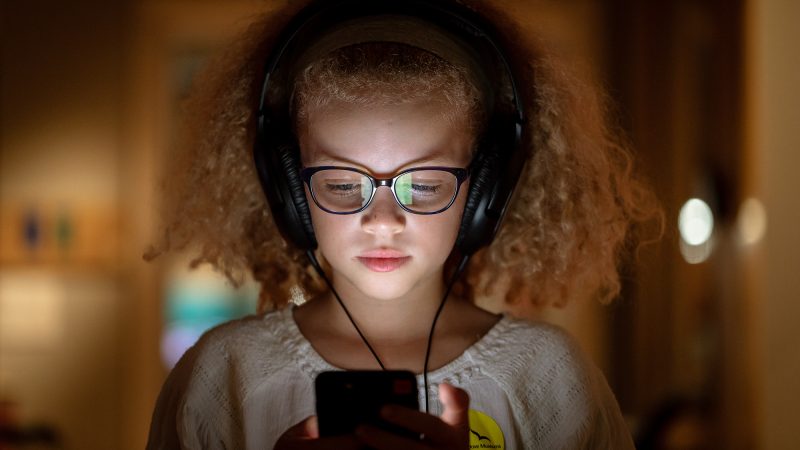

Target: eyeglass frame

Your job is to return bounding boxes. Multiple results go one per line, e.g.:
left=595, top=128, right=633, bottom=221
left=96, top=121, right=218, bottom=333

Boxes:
left=299, top=165, right=471, bottom=215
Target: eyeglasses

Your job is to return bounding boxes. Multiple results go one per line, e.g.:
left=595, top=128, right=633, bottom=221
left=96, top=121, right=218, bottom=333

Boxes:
left=300, top=165, right=470, bottom=215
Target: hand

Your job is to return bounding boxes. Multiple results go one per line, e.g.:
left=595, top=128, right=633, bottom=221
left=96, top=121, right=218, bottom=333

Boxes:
left=273, top=416, right=361, bottom=450
left=354, top=382, right=470, bottom=450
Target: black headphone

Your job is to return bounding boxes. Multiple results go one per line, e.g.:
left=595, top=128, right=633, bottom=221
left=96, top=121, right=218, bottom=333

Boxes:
left=253, top=0, right=526, bottom=257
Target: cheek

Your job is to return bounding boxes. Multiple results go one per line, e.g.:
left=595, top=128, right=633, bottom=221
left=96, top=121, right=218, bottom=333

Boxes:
left=306, top=185, right=341, bottom=242
left=451, top=182, right=470, bottom=226
left=308, top=205, right=338, bottom=244
left=446, top=192, right=468, bottom=236
left=417, top=189, right=468, bottom=251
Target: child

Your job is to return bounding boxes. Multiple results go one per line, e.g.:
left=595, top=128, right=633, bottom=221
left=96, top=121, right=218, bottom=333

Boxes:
left=145, top=0, right=660, bottom=448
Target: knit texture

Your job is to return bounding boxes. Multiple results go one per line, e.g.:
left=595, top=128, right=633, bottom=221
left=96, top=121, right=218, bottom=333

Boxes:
left=146, top=307, right=634, bottom=449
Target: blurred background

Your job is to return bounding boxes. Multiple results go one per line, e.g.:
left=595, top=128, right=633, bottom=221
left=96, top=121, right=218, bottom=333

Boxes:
left=1, top=0, right=797, bottom=449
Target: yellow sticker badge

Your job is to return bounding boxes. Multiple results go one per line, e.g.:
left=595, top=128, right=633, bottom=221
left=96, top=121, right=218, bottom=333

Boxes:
left=468, top=409, right=505, bottom=449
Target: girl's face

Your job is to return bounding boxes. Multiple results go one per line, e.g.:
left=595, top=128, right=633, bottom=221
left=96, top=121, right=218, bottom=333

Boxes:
left=298, top=100, right=474, bottom=302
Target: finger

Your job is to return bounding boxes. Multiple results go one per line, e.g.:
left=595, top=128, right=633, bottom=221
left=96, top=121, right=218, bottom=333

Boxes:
left=282, top=415, right=319, bottom=439
left=355, top=424, right=429, bottom=450
left=303, top=416, right=319, bottom=439
left=275, top=419, right=360, bottom=450
left=439, top=383, right=470, bottom=428
left=380, top=405, right=440, bottom=430
left=379, top=405, right=450, bottom=443
left=295, top=435, right=361, bottom=450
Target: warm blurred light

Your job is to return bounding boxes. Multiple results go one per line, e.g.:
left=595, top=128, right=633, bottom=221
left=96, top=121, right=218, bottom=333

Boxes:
left=736, top=197, right=767, bottom=246
left=679, top=198, right=715, bottom=246
left=0, top=270, right=64, bottom=349
left=680, top=238, right=714, bottom=264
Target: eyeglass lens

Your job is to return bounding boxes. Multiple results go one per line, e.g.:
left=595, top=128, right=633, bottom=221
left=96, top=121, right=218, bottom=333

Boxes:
left=309, top=169, right=458, bottom=213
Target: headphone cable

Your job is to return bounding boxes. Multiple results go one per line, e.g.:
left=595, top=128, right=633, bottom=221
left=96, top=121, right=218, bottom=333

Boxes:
left=305, top=250, right=470, bottom=414
left=306, top=250, right=385, bottom=370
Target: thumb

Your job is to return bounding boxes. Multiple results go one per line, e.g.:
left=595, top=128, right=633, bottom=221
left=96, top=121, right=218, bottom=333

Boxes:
left=439, top=383, right=470, bottom=428
left=284, top=415, right=320, bottom=439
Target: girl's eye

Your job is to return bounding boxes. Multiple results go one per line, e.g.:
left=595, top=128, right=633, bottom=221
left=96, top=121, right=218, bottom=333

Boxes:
left=324, top=183, right=361, bottom=194
left=411, top=183, right=441, bottom=194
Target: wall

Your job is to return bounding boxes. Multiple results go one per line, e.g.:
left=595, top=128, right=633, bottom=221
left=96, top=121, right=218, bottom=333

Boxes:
left=0, top=1, right=129, bottom=449
left=748, top=0, right=800, bottom=448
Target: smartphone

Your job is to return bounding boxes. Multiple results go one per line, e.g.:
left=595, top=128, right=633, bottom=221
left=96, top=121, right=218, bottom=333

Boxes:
left=315, top=370, right=420, bottom=438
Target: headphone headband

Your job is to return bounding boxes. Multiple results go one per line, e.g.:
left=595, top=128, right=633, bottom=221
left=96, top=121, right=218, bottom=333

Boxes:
left=258, top=0, right=523, bottom=121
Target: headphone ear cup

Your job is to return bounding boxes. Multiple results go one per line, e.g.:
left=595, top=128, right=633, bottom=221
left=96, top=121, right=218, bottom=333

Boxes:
left=456, top=150, right=498, bottom=255
left=277, top=147, right=318, bottom=249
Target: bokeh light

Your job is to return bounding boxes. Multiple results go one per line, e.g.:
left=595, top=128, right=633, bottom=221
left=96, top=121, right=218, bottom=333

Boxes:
left=679, top=198, right=715, bottom=246
left=679, top=198, right=715, bottom=264
left=736, top=197, right=767, bottom=246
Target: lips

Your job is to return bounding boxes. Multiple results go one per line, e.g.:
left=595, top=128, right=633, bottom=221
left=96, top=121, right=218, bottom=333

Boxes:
left=357, top=248, right=410, bottom=272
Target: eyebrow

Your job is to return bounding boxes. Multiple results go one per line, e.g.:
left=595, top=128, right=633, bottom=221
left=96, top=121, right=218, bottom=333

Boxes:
left=308, top=152, right=463, bottom=172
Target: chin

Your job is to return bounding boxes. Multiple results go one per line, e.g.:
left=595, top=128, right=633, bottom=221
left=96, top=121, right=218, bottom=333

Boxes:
left=351, top=275, right=420, bottom=301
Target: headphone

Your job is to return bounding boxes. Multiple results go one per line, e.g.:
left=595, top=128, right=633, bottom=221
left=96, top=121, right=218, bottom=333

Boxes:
left=253, top=0, right=527, bottom=257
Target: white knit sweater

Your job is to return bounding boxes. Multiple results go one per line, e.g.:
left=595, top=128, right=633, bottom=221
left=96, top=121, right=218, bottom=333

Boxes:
left=146, top=306, right=634, bottom=449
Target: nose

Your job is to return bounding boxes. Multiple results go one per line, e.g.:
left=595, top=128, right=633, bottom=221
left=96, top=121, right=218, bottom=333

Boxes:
left=361, top=186, right=406, bottom=236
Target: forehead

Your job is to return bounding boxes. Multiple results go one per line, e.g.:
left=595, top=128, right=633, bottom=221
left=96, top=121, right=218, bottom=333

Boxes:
left=298, top=101, right=474, bottom=174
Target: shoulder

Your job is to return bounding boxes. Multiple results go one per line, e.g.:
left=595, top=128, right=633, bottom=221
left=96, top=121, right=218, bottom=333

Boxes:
left=146, top=308, right=297, bottom=449
left=480, top=316, right=592, bottom=392
left=175, top=307, right=299, bottom=391
left=478, top=315, right=588, bottom=379
left=190, top=308, right=294, bottom=365
left=473, top=317, right=599, bottom=445
left=476, top=316, right=634, bottom=449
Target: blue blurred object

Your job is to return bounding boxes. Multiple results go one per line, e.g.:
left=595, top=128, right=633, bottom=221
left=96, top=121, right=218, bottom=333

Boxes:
left=160, top=269, right=258, bottom=369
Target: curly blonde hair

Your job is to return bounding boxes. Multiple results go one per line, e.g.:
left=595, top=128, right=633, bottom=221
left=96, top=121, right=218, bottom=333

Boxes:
left=144, top=0, right=662, bottom=312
